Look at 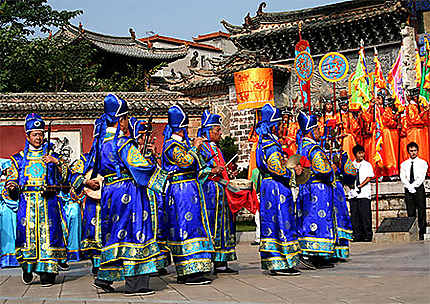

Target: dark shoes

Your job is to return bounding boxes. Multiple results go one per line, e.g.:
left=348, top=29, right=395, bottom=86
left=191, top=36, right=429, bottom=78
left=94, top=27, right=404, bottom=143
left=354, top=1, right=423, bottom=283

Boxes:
left=58, top=262, right=70, bottom=271
left=269, top=269, right=301, bottom=276
left=214, top=267, right=239, bottom=275
left=124, top=288, right=155, bottom=296
left=177, top=273, right=212, bottom=285
left=40, top=273, right=56, bottom=287
left=22, top=272, right=34, bottom=285
left=150, top=268, right=169, bottom=277
left=312, top=259, right=335, bottom=269
left=250, top=241, right=260, bottom=246
left=299, top=256, right=317, bottom=270
left=92, top=280, right=115, bottom=293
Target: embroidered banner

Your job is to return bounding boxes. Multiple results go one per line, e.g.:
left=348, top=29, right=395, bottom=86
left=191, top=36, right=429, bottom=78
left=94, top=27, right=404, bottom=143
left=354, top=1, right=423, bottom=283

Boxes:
left=234, top=68, right=274, bottom=110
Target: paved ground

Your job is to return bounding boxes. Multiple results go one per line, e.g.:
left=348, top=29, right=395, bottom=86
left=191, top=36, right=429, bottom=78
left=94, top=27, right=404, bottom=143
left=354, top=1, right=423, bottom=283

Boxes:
left=0, top=241, right=429, bottom=304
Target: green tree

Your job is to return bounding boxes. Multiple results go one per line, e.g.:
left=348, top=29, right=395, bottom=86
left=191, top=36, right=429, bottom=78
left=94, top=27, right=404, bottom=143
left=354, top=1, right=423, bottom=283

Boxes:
left=0, top=0, right=81, bottom=34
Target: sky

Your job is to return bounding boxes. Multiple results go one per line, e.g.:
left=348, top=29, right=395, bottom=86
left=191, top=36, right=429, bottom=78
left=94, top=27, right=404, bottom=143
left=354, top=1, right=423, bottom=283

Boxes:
left=47, top=0, right=345, bottom=41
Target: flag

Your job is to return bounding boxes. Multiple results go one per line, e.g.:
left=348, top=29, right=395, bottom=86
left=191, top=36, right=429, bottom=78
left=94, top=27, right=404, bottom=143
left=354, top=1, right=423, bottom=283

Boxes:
left=419, top=36, right=430, bottom=107
left=387, top=50, right=406, bottom=112
left=295, top=40, right=312, bottom=112
left=373, top=107, right=384, bottom=168
left=350, top=47, right=373, bottom=110
left=373, top=49, right=387, bottom=95
left=234, top=68, right=274, bottom=110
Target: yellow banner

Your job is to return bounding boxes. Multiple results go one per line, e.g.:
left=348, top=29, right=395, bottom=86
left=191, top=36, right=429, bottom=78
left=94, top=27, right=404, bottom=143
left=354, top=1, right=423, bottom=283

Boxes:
left=234, top=68, right=274, bottom=110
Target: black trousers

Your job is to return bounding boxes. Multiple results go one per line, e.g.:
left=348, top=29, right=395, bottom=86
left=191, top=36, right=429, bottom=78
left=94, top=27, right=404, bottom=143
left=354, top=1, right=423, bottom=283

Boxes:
left=405, top=184, right=427, bottom=238
left=350, top=198, right=373, bottom=241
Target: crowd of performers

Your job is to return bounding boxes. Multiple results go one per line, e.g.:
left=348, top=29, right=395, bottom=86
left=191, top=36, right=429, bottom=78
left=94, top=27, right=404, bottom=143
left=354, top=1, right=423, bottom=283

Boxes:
left=0, top=90, right=427, bottom=295
left=251, top=88, right=429, bottom=179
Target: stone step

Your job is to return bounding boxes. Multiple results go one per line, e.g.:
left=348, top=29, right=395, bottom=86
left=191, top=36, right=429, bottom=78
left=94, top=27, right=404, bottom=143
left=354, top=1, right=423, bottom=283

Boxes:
left=424, top=234, right=430, bottom=241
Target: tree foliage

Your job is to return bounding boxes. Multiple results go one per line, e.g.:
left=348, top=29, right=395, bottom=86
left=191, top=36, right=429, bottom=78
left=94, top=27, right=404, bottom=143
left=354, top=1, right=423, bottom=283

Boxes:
left=0, top=1, right=158, bottom=93
left=0, top=0, right=82, bottom=35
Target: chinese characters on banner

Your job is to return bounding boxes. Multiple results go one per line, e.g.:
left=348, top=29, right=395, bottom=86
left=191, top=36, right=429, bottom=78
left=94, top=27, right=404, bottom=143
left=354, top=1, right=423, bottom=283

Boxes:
left=234, top=68, right=274, bottom=110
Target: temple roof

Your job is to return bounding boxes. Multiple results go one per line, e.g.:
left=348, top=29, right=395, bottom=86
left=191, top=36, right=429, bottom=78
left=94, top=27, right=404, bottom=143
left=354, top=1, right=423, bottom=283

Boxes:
left=221, top=0, right=409, bottom=60
left=193, top=31, right=231, bottom=42
left=54, top=24, right=188, bottom=61
left=0, top=92, right=204, bottom=119
left=222, top=0, right=408, bottom=37
left=139, top=35, right=222, bottom=52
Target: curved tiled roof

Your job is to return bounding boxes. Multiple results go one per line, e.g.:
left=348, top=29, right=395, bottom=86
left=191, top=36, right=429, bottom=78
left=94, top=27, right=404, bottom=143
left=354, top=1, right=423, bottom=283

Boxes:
left=222, top=0, right=408, bottom=38
left=55, top=25, right=188, bottom=61
left=0, top=92, right=203, bottom=119
left=139, top=35, right=222, bottom=52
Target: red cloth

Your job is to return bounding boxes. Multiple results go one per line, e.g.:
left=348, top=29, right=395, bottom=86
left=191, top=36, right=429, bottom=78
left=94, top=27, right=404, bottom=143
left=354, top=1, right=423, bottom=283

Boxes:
left=204, top=142, right=260, bottom=214
left=225, top=187, right=259, bottom=214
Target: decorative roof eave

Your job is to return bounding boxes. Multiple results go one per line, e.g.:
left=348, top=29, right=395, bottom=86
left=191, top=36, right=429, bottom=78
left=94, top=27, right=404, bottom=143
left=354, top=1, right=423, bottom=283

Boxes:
left=0, top=92, right=203, bottom=120
left=193, top=31, right=230, bottom=42
left=139, top=35, right=223, bottom=52
left=223, top=0, right=408, bottom=38
left=55, top=24, right=188, bottom=61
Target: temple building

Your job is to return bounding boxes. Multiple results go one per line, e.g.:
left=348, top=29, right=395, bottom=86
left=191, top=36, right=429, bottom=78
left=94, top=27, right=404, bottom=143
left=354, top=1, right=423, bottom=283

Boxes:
left=166, top=0, right=428, bottom=169
left=139, top=32, right=235, bottom=78
left=54, top=24, right=188, bottom=90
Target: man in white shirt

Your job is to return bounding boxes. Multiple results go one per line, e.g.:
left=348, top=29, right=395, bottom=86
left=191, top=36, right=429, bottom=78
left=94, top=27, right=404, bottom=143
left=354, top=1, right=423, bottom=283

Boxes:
left=349, top=145, right=375, bottom=242
left=400, top=142, right=428, bottom=240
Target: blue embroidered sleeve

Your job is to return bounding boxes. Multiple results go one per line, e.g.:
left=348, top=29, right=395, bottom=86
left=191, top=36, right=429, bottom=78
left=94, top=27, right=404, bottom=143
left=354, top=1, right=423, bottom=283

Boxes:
left=263, top=142, right=291, bottom=180
left=120, top=142, right=155, bottom=187
left=309, top=146, right=333, bottom=182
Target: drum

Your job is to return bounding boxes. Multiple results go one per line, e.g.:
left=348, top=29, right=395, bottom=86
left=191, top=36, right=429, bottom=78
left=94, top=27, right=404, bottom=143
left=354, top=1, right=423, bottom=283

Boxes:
left=229, top=179, right=252, bottom=190
left=84, top=170, right=103, bottom=200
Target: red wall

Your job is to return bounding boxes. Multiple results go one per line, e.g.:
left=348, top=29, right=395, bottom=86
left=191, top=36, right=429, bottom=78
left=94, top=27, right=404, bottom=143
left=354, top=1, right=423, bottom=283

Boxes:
left=0, top=123, right=167, bottom=160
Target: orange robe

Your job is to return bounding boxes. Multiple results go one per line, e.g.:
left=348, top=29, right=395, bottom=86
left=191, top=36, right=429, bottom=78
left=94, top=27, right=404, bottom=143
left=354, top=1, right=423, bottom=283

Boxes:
left=282, top=121, right=299, bottom=156
left=362, top=105, right=397, bottom=176
left=405, top=104, right=430, bottom=164
left=382, top=109, right=400, bottom=176
left=336, top=111, right=360, bottom=161
left=399, top=115, right=409, bottom=165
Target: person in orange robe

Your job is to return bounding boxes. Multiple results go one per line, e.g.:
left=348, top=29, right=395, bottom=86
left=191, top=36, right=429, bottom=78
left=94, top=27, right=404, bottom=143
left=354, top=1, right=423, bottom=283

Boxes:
left=362, top=90, right=398, bottom=177
left=279, top=108, right=298, bottom=156
left=337, top=97, right=360, bottom=161
left=384, top=98, right=401, bottom=176
left=399, top=113, right=409, bottom=165
left=318, top=97, right=338, bottom=152
left=404, top=88, right=430, bottom=166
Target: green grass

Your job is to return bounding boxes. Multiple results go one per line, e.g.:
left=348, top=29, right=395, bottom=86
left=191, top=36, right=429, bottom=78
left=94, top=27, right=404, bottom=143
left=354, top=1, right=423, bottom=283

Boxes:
left=236, top=221, right=257, bottom=232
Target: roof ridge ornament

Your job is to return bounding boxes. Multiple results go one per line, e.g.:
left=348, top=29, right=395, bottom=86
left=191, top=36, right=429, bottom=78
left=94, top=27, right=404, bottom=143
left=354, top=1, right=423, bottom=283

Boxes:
left=129, top=28, right=136, bottom=40
left=257, top=2, right=266, bottom=16
left=78, top=22, right=84, bottom=34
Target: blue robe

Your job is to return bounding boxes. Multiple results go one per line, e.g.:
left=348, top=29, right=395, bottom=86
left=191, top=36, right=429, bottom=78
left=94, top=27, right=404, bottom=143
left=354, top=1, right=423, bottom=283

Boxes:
left=200, top=141, right=237, bottom=263
left=256, top=136, right=301, bottom=270
left=162, top=137, right=214, bottom=276
left=0, top=180, right=19, bottom=268
left=333, top=151, right=356, bottom=259
left=146, top=189, right=171, bottom=270
left=97, top=129, right=160, bottom=281
left=58, top=191, right=82, bottom=262
left=7, top=146, right=70, bottom=274
left=70, top=153, right=102, bottom=267
left=297, top=137, right=336, bottom=257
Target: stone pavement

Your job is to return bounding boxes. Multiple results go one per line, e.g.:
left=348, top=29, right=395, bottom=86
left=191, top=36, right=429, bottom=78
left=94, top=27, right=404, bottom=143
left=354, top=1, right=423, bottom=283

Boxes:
left=0, top=241, right=429, bottom=304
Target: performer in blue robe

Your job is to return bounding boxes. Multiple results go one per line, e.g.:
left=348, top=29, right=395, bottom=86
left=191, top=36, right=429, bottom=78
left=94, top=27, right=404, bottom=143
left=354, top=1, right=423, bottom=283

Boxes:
left=162, top=105, right=214, bottom=285
left=296, top=111, right=337, bottom=268
left=129, top=117, right=171, bottom=275
left=198, top=110, right=237, bottom=274
left=6, top=113, right=72, bottom=286
left=69, top=118, right=104, bottom=274
left=332, top=151, right=356, bottom=260
left=59, top=191, right=82, bottom=262
left=0, top=159, right=19, bottom=268
left=93, top=94, right=160, bottom=296
left=255, top=104, right=301, bottom=276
